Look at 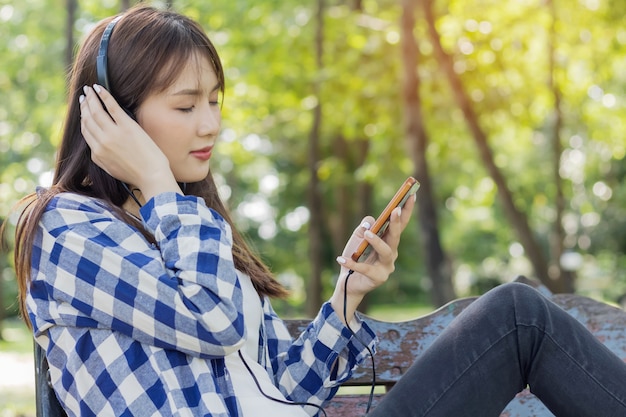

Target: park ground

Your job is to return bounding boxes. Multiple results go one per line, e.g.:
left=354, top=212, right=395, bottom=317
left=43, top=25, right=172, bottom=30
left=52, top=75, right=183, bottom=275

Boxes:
left=0, top=318, right=36, bottom=417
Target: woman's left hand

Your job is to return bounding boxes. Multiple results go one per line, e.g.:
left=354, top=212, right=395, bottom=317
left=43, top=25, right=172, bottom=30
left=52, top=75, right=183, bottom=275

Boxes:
left=330, top=193, right=416, bottom=324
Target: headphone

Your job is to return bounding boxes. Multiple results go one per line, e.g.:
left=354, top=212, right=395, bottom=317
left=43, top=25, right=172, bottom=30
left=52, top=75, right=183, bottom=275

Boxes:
left=94, top=15, right=144, bottom=207
left=95, top=15, right=137, bottom=122
left=96, top=15, right=122, bottom=92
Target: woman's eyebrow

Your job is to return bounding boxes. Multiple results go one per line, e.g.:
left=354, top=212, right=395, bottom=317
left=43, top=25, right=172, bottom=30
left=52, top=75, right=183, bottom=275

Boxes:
left=171, top=83, right=221, bottom=96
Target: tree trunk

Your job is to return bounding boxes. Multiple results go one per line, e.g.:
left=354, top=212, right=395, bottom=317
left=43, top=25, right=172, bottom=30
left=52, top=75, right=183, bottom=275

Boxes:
left=0, top=223, right=4, bottom=341
left=65, top=0, right=77, bottom=71
left=329, top=134, right=351, bottom=255
left=547, top=0, right=576, bottom=293
left=421, top=0, right=554, bottom=290
left=355, top=139, right=373, bottom=232
left=354, top=139, right=374, bottom=312
left=327, top=136, right=374, bottom=312
left=401, top=0, right=455, bottom=306
left=306, top=0, right=325, bottom=317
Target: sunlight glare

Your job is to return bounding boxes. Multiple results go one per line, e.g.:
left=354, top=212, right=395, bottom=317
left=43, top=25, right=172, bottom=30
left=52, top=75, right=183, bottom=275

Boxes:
left=38, top=170, right=53, bottom=188
left=260, top=174, right=279, bottom=194
left=0, top=5, right=13, bottom=22
left=284, top=206, right=310, bottom=232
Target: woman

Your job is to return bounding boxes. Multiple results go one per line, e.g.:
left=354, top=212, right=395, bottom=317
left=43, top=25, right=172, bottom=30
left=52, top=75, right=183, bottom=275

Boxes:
left=9, top=5, right=626, bottom=417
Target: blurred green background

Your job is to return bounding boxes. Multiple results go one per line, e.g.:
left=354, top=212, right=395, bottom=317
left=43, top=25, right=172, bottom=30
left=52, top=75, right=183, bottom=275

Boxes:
left=3, top=0, right=626, bottom=334
left=2, top=0, right=626, bottom=414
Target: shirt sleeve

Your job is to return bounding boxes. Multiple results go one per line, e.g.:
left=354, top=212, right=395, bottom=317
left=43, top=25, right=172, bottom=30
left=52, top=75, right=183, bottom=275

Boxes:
left=262, top=299, right=377, bottom=414
left=28, top=192, right=245, bottom=358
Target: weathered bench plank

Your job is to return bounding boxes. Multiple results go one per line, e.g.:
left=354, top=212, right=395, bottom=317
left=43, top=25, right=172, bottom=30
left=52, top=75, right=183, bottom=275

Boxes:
left=284, top=297, right=478, bottom=388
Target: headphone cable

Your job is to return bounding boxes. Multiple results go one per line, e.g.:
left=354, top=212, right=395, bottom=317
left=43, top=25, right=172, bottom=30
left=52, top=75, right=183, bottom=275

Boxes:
left=343, top=269, right=377, bottom=414
left=237, top=350, right=328, bottom=417
left=236, top=269, right=375, bottom=417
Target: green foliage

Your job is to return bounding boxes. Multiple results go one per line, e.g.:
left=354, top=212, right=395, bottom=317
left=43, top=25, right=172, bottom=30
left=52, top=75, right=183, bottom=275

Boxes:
left=0, top=0, right=66, bottom=218
left=2, top=0, right=626, bottom=319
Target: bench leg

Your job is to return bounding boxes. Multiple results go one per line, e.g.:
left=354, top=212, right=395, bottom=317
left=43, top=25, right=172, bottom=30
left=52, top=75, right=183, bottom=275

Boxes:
left=34, top=342, right=68, bottom=417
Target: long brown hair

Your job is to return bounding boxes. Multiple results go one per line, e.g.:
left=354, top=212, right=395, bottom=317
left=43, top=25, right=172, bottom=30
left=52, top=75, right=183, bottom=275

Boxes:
left=8, top=5, right=287, bottom=326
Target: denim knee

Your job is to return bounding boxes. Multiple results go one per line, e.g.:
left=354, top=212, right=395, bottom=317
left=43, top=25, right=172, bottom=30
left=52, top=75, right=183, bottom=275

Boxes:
left=479, top=282, right=547, bottom=319
left=488, top=281, right=545, bottom=300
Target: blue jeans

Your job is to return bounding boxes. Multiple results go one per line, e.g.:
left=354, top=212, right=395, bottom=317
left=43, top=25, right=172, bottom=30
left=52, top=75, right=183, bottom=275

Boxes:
left=368, top=282, right=626, bottom=417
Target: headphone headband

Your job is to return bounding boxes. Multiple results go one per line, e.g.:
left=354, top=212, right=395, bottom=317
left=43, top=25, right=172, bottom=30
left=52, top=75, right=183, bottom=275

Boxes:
left=94, top=15, right=135, bottom=120
left=96, top=15, right=123, bottom=91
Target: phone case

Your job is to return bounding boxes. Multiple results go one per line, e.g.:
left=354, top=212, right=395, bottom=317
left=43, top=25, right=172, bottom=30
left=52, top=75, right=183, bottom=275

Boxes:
left=351, top=177, right=420, bottom=262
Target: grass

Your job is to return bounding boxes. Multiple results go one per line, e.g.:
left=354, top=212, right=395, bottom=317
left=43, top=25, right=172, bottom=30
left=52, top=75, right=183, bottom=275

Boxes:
left=367, top=302, right=434, bottom=322
left=0, top=389, right=36, bottom=417
left=0, top=318, right=33, bottom=353
left=0, top=318, right=35, bottom=417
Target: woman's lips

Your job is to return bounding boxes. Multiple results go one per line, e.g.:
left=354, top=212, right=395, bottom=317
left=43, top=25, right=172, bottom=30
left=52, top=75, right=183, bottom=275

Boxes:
left=190, top=147, right=213, bottom=161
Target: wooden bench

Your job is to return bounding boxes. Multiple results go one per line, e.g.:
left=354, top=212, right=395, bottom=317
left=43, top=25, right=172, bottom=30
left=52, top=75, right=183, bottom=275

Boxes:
left=34, top=276, right=626, bottom=417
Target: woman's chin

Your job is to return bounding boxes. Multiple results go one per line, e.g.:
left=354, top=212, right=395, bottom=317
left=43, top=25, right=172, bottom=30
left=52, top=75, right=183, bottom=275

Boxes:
left=174, top=166, right=210, bottom=184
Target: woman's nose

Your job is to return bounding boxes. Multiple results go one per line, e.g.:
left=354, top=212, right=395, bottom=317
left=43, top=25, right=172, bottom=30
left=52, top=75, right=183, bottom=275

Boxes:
left=198, top=104, right=221, bottom=137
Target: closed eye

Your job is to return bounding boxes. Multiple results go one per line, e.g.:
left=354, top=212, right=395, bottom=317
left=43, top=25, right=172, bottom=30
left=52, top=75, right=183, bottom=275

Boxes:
left=209, top=94, right=221, bottom=106
left=177, top=106, right=194, bottom=113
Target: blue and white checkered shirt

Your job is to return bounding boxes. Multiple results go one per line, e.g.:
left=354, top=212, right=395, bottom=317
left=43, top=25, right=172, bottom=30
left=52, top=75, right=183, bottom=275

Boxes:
left=27, top=191, right=377, bottom=417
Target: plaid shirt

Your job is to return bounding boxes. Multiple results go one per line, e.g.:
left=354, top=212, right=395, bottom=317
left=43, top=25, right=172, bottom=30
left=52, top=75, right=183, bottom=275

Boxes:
left=28, top=192, right=377, bottom=417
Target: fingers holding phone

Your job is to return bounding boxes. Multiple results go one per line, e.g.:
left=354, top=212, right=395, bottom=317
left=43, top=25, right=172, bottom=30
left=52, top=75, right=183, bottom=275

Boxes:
left=340, top=216, right=376, bottom=262
left=338, top=204, right=411, bottom=273
left=382, top=190, right=416, bottom=256
left=351, top=177, right=419, bottom=263
left=335, top=177, right=419, bottom=296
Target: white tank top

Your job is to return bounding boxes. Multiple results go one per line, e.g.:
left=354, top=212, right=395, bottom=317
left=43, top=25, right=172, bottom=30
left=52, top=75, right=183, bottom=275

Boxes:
left=224, top=272, right=309, bottom=416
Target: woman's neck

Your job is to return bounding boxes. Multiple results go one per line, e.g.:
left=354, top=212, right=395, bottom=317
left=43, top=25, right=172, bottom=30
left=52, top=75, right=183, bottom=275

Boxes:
left=122, top=188, right=145, bottom=219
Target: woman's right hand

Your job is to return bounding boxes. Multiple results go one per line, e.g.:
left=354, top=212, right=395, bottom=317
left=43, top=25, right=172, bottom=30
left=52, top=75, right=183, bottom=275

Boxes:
left=79, top=84, right=180, bottom=199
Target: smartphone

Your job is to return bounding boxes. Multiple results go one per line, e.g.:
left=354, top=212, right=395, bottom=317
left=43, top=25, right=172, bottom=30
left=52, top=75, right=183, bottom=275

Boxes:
left=350, top=177, right=420, bottom=262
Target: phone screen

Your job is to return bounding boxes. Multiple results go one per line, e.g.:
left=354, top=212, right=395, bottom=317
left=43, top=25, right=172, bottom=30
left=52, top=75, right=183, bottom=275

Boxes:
left=350, top=177, right=420, bottom=262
